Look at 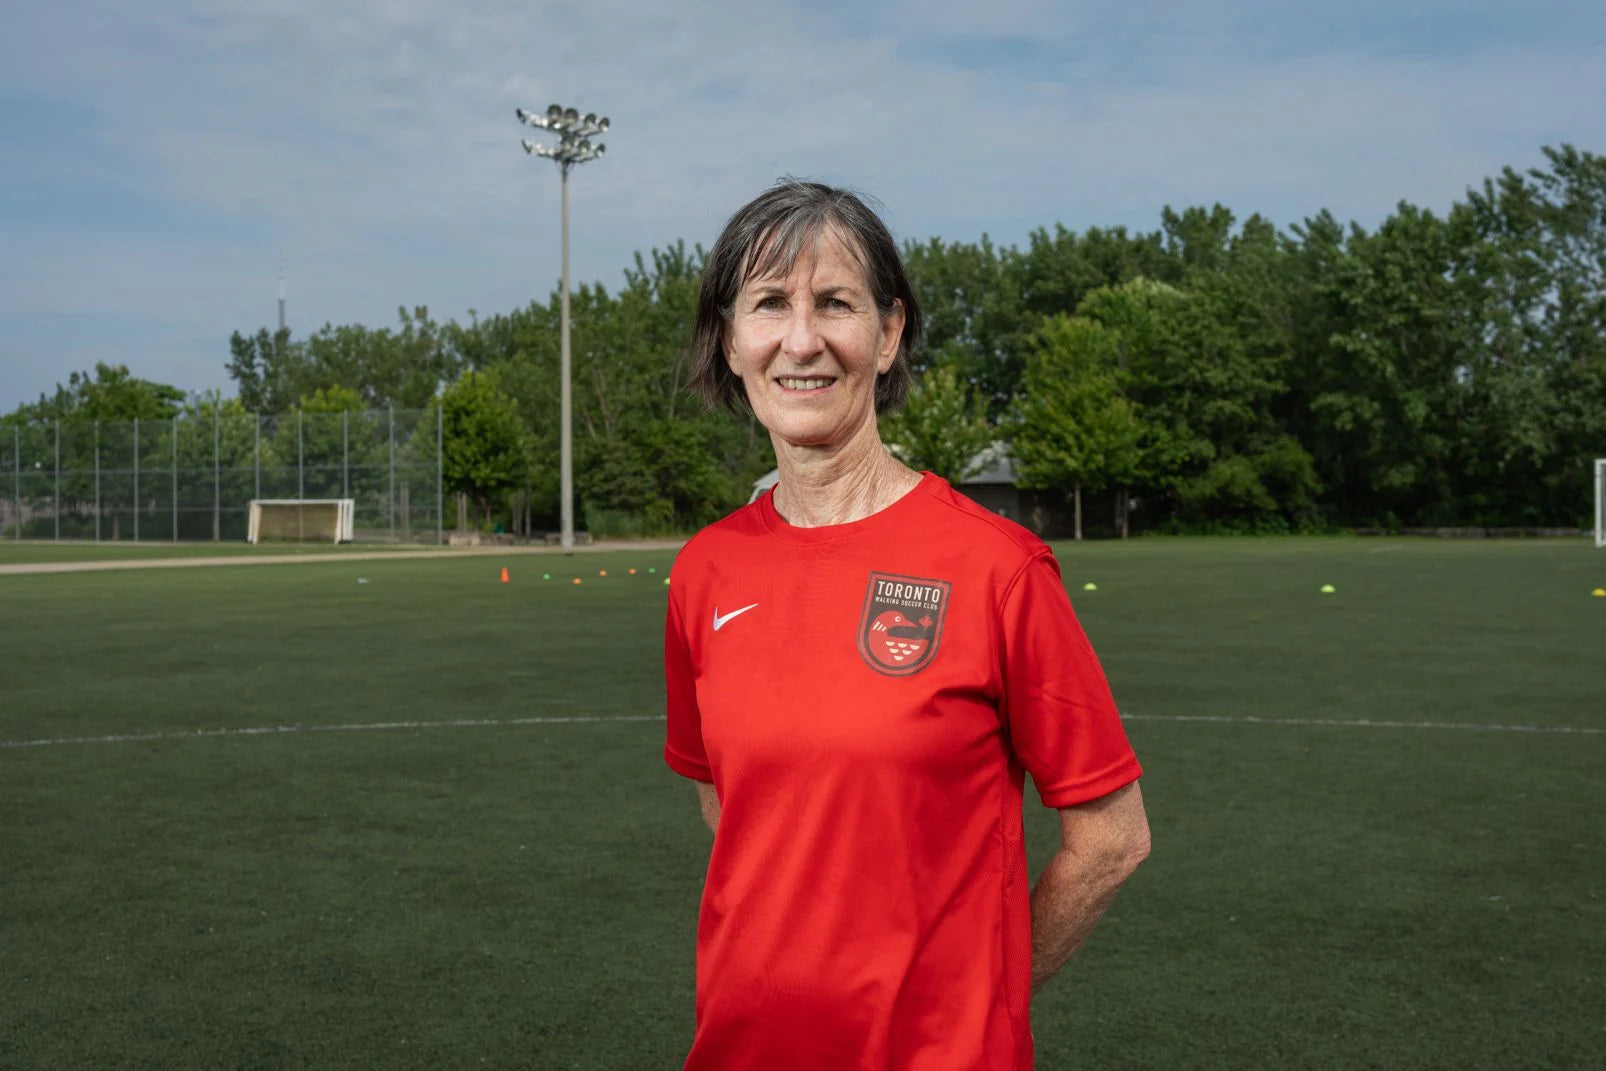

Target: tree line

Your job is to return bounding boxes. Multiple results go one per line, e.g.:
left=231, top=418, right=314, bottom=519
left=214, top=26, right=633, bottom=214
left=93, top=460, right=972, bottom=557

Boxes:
left=9, top=145, right=1604, bottom=537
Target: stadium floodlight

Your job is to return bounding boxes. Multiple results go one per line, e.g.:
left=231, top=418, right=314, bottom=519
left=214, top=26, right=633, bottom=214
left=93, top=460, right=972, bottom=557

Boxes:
left=516, top=100, right=613, bottom=552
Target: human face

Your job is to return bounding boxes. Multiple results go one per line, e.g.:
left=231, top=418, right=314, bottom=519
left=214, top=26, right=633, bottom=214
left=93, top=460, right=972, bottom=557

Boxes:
left=725, top=228, right=905, bottom=452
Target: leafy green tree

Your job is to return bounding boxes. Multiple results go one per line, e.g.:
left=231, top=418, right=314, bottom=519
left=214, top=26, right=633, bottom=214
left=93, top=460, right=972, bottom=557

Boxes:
left=902, top=235, right=1028, bottom=411
left=1012, top=316, right=1146, bottom=540
left=226, top=329, right=308, bottom=414
left=17, top=362, right=185, bottom=423
left=880, top=362, right=995, bottom=483
left=440, top=370, right=532, bottom=528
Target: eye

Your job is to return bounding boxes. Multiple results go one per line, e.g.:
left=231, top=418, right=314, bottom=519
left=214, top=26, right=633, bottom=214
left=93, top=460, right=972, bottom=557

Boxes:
left=821, top=296, right=852, bottom=311
left=755, top=295, right=786, bottom=311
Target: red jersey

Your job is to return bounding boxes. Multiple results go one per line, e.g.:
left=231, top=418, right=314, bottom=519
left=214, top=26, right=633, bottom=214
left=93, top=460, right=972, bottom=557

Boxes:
left=664, top=473, right=1141, bottom=1070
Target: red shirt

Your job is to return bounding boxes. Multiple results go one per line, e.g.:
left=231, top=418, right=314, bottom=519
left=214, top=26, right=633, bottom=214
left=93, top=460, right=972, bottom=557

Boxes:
left=664, top=474, right=1141, bottom=1070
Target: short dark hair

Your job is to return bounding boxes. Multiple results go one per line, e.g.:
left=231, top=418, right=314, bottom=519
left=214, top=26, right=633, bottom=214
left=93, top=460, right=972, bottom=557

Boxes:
left=689, top=180, right=923, bottom=415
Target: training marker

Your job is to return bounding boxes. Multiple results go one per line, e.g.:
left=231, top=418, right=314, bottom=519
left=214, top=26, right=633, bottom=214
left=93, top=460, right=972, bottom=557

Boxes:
left=1321, top=584, right=1336, bottom=594
left=1593, top=588, right=1606, bottom=598
left=500, top=567, right=509, bottom=583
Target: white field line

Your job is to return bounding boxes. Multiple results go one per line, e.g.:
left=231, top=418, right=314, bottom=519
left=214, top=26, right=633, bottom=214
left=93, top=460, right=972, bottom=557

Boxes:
left=0, top=714, right=665, bottom=749
left=2, top=711, right=1600, bottom=750
left=1121, top=713, right=1604, bottom=735
left=0, top=540, right=687, bottom=576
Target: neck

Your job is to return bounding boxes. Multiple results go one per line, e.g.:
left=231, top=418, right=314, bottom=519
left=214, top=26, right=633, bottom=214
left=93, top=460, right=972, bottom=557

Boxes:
left=769, top=422, right=921, bottom=528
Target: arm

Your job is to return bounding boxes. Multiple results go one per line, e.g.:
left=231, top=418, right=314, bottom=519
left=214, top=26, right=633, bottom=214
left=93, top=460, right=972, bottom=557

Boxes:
left=695, top=781, right=721, bottom=835
left=1030, top=780, right=1150, bottom=995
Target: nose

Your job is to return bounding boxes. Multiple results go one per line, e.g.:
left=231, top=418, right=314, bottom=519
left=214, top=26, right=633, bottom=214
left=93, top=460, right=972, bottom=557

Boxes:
left=781, top=304, right=825, bottom=362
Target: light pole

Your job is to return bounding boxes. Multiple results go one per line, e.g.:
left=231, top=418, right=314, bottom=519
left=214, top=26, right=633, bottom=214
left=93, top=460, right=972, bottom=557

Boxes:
left=516, top=102, right=609, bottom=551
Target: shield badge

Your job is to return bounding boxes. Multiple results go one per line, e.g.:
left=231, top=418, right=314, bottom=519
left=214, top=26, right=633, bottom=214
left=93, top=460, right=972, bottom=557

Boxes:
left=858, top=572, right=952, bottom=676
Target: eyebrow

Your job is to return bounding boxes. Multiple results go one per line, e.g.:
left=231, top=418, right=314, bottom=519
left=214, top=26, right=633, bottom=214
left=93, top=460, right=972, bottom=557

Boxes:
left=743, top=282, right=863, bottom=298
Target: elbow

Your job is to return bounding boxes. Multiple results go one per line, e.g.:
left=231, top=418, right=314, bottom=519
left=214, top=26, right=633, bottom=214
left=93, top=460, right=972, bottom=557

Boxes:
left=1115, top=820, right=1151, bottom=880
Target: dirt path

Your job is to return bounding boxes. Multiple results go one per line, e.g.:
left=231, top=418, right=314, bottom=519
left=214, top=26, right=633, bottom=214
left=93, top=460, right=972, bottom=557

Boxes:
left=0, top=540, right=687, bottom=575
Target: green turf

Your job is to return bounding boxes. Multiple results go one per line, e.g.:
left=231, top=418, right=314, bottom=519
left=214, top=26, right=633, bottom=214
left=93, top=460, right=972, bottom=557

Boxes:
left=2, top=539, right=1602, bottom=1069
left=0, top=540, right=453, bottom=563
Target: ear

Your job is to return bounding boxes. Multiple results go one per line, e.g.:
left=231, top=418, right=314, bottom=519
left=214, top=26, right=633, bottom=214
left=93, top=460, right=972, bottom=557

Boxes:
left=876, top=299, right=905, bottom=374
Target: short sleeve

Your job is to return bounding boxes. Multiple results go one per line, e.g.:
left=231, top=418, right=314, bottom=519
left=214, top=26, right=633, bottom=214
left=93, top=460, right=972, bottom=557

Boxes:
left=664, top=584, right=713, bottom=782
left=999, top=549, right=1141, bottom=808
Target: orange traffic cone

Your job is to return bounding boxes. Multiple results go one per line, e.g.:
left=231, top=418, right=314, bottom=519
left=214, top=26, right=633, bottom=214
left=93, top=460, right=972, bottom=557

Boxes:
left=499, top=566, right=509, bottom=583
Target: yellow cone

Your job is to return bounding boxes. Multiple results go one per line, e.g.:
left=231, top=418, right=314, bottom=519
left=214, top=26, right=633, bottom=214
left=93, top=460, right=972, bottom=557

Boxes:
left=1083, top=582, right=1098, bottom=592
left=1320, top=584, right=1336, bottom=594
left=1593, top=588, right=1606, bottom=598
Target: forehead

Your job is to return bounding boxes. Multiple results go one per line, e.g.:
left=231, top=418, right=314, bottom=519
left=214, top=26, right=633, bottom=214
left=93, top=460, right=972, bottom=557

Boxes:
left=738, top=222, right=870, bottom=291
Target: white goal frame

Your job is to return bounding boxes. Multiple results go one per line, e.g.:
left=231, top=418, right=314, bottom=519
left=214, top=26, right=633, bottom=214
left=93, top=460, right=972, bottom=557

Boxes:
left=1596, top=460, right=1605, bottom=548
left=247, top=499, right=356, bottom=544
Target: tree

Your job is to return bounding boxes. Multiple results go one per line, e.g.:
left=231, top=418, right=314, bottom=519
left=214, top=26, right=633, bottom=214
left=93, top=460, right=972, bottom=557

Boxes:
left=880, top=362, right=994, bottom=483
left=440, top=371, right=532, bottom=528
left=226, top=328, right=308, bottom=414
left=1012, top=316, right=1147, bottom=540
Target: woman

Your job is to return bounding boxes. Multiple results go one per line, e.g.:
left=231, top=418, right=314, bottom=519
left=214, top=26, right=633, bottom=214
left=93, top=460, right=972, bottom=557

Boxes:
left=663, top=181, right=1150, bottom=1070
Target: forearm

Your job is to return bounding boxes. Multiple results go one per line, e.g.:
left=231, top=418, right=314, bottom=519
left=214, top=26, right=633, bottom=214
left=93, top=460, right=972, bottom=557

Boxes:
left=1029, top=845, right=1141, bottom=994
left=696, top=781, right=721, bottom=834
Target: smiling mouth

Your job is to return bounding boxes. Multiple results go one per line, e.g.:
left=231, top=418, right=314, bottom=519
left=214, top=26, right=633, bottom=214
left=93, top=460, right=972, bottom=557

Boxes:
left=777, top=376, right=835, bottom=391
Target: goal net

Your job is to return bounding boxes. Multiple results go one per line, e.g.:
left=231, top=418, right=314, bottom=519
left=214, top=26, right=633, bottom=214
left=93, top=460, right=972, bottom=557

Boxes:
left=1597, top=460, right=1605, bottom=549
left=248, top=499, right=356, bottom=544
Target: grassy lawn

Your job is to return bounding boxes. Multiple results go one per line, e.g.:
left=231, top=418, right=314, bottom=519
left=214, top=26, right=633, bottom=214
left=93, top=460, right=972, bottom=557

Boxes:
left=0, top=541, right=450, bottom=563
left=2, top=538, right=1602, bottom=1068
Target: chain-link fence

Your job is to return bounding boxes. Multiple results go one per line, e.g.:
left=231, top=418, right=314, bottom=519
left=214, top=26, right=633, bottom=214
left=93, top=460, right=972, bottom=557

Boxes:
left=0, top=409, right=441, bottom=543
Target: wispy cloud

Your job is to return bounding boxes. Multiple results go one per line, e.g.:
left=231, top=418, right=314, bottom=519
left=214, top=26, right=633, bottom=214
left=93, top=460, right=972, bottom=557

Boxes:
left=2, top=0, right=1603, bottom=408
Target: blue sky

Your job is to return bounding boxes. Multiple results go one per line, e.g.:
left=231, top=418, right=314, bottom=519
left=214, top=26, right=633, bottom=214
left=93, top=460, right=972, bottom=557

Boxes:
left=2, top=0, right=1603, bottom=412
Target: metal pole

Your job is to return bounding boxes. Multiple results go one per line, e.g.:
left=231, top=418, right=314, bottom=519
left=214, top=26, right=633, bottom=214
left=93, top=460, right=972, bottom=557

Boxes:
left=297, top=409, right=304, bottom=500
left=212, top=408, right=220, bottom=541
left=133, top=417, right=140, bottom=542
left=436, top=401, right=443, bottom=545
left=11, top=424, right=18, bottom=541
left=388, top=406, right=395, bottom=542
left=559, top=164, right=574, bottom=550
left=342, top=410, right=349, bottom=501
left=171, top=416, right=178, bottom=542
left=54, top=419, right=60, bottom=541
left=94, top=421, right=101, bottom=543
left=254, top=414, right=261, bottom=501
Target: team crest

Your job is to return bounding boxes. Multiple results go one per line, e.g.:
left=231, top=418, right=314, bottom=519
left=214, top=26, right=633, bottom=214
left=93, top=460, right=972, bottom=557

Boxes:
left=858, top=572, right=952, bottom=676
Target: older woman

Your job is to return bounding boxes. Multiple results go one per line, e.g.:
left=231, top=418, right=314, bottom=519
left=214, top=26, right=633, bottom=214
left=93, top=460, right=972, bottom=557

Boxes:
left=663, top=181, right=1149, bottom=1070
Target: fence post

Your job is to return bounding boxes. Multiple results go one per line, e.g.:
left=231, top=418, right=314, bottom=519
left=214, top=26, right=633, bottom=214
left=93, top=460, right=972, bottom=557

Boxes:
left=388, top=406, right=395, bottom=543
left=212, top=407, right=220, bottom=542
left=11, top=423, right=18, bottom=541
left=54, top=419, right=61, bottom=541
left=133, top=417, right=140, bottom=542
left=94, top=421, right=101, bottom=543
left=436, top=402, right=443, bottom=545
left=171, top=415, right=178, bottom=542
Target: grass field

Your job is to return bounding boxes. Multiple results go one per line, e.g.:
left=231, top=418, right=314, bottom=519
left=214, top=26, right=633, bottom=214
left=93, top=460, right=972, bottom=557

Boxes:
left=2, top=538, right=1602, bottom=1069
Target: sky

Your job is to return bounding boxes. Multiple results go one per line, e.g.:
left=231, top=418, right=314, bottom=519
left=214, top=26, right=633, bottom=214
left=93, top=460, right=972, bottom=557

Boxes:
left=2, top=0, right=1603, bottom=413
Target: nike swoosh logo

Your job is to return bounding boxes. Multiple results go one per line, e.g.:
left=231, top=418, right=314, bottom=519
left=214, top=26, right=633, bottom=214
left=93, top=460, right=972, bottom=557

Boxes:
left=712, top=603, right=759, bottom=631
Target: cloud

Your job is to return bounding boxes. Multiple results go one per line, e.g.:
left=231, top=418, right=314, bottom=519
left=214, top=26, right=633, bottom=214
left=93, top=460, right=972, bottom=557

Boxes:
left=1, top=0, right=1603, bottom=408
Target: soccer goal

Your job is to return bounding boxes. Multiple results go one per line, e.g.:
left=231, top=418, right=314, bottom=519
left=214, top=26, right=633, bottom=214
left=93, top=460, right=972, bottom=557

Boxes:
left=247, top=499, right=356, bottom=544
left=1597, top=459, right=1606, bottom=548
